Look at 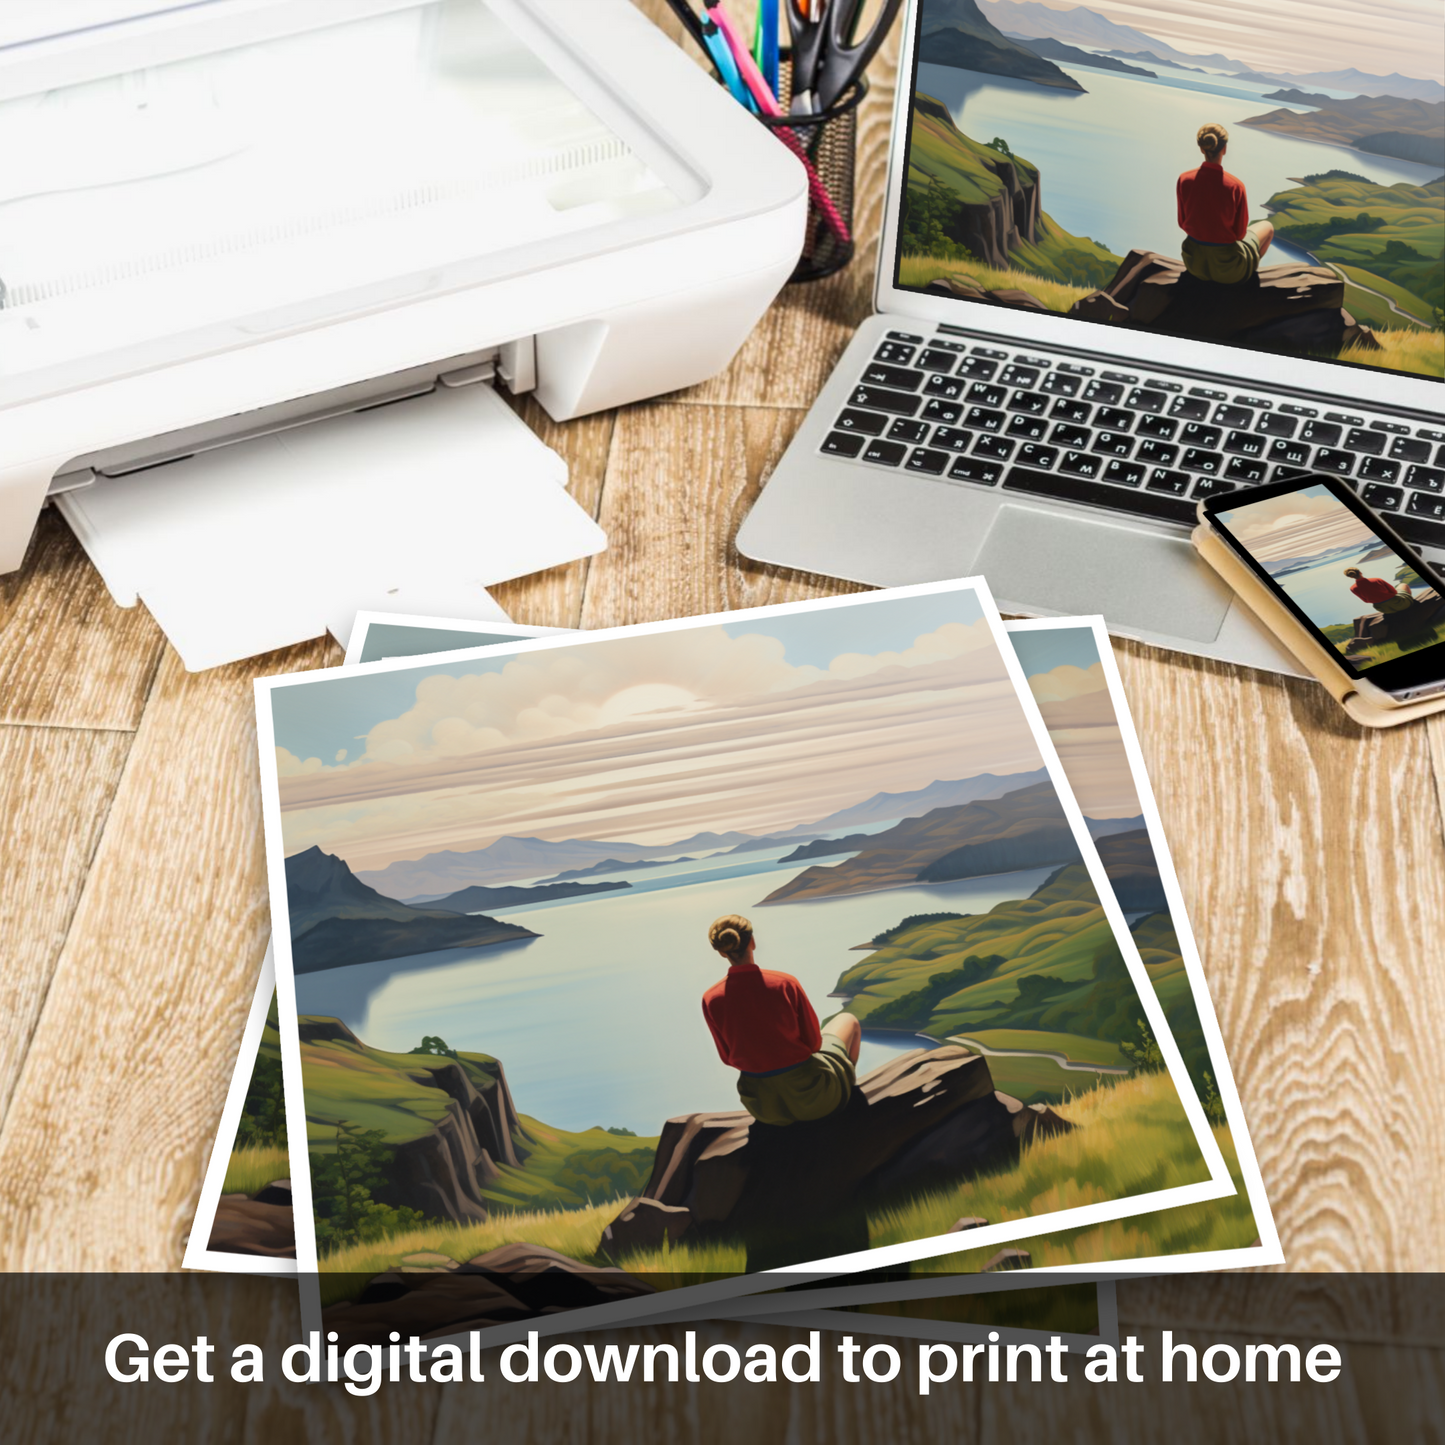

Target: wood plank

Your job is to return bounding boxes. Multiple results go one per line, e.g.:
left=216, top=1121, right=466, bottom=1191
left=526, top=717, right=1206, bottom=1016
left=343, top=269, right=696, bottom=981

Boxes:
left=579, top=404, right=868, bottom=630
left=489, top=397, right=614, bottom=630
left=1107, top=636, right=1445, bottom=1271
left=0, top=725, right=133, bottom=1126
left=0, top=509, right=165, bottom=730
left=0, top=639, right=335, bottom=1269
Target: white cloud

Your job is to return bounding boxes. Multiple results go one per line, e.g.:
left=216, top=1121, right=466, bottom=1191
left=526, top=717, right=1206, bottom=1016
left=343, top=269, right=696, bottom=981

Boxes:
left=1026, top=661, right=1107, bottom=704
left=276, top=746, right=324, bottom=777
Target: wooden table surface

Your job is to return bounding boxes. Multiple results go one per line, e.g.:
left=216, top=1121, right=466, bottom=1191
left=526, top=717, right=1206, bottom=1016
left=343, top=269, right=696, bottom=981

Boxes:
left=1, top=5, right=1441, bottom=1440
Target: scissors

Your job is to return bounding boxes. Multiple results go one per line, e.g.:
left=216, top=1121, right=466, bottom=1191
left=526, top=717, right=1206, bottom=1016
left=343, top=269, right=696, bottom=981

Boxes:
left=786, top=0, right=903, bottom=113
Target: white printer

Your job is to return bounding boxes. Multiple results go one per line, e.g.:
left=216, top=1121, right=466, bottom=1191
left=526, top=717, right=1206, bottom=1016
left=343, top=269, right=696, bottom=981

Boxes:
left=0, top=0, right=806, bottom=665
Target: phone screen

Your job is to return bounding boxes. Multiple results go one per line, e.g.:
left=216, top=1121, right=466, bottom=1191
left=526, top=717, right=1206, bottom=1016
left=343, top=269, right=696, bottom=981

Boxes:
left=1205, top=476, right=1445, bottom=695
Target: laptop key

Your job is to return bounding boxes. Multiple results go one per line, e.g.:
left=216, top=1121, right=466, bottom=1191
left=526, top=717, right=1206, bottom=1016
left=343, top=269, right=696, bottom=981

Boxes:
left=974, top=435, right=1016, bottom=461
left=1041, top=372, right=1081, bottom=397
left=1083, top=379, right=1123, bottom=404
left=850, top=384, right=921, bottom=417
left=1147, top=469, right=1191, bottom=495
left=1223, top=430, right=1265, bottom=457
left=1389, top=436, right=1431, bottom=463
left=1314, top=448, right=1354, bottom=475
left=1004, top=465, right=1196, bottom=524
left=1168, top=395, right=1211, bottom=421
left=1126, top=387, right=1167, bottom=413
left=1051, top=424, right=1091, bottom=450
left=915, top=348, right=961, bottom=373
left=887, top=418, right=932, bottom=444
left=1103, top=459, right=1145, bottom=487
left=1224, top=456, right=1267, bottom=483
left=1361, top=483, right=1402, bottom=510
left=1358, top=456, right=1399, bottom=483
left=948, top=457, right=1003, bottom=485
left=930, top=427, right=974, bottom=452
left=1181, top=448, right=1223, bottom=474
left=1256, top=413, right=1298, bottom=438
left=874, top=342, right=917, bottom=365
left=1007, top=415, right=1048, bottom=441
left=906, top=448, right=951, bottom=476
left=1394, top=515, right=1445, bottom=550
left=1343, top=428, right=1385, bottom=456
left=860, top=438, right=908, bottom=467
left=1268, top=438, right=1311, bottom=467
left=1095, top=406, right=1134, bottom=432
left=1180, top=423, right=1222, bottom=449
left=1092, top=432, right=1134, bottom=457
left=1050, top=398, right=1092, bottom=424
left=886, top=330, right=924, bottom=343
left=1136, top=414, right=1178, bottom=440
left=1059, top=450, right=1102, bottom=477
left=967, top=382, right=1008, bottom=407
left=956, top=356, right=999, bottom=380
left=1017, top=444, right=1059, bottom=470
left=1300, top=420, right=1341, bottom=446
left=999, top=364, right=1040, bottom=388
left=863, top=363, right=925, bottom=390
left=835, top=408, right=890, bottom=435
left=1325, top=411, right=1363, bottom=426
left=924, top=374, right=967, bottom=400
left=1407, top=491, right=1445, bottom=521
left=1407, top=465, right=1445, bottom=492
left=1136, top=440, right=1179, bottom=467
left=1192, top=477, right=1236, bottom=499
left=965, top=406, right=1006, bottom=433
left=922, top=398, right=963, bottom=424
left=1214, top=404, right=1254, bottom=429
left=821, top=431, right=865, bottom=458
left=1008, top=390, right=1050, bottom=416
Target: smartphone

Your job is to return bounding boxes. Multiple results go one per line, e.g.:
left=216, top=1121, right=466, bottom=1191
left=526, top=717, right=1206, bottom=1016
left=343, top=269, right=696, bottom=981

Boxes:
left=1200, top=473, right=1445, bottom=704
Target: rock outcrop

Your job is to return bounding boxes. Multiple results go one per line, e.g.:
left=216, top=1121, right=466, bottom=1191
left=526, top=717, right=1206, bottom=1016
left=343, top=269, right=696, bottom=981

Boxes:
left=1068, top=250, right=1382, bottom=354
left=602, top=1047, right=1071, bottom=1271
left=922, top=276, right=1049, bottom=310
left=208, top=1182, right=295, bottom=1258
left=324, top=1243, right=655, bottom=1346
left=1348, top=588, right=1445, bottom=649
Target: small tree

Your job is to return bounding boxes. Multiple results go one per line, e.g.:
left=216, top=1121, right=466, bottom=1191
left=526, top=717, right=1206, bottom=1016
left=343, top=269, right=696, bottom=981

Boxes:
left=310, top=1120, right=421, bottom=1253
left=410, top=1035, right=457, bottom=1058
left=987, top=136, right=1012, bottom=155
left=236, top=1052, right=287, bottom=1150
left=1120, top=1018, right=1165, bottom=1074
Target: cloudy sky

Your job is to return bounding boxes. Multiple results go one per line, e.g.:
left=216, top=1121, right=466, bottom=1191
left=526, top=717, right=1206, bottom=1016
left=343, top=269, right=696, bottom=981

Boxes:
left=1028, top=0, right=1443, bottom=83
left=269, top=590, right=1065, bottom=872
left=1217, top=484, right=1377, bottom=563
left=1011, top=626, right=1141, bottom=820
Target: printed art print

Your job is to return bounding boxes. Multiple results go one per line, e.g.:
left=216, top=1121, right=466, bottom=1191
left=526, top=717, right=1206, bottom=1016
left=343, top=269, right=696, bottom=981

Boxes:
left=254, top=582, right=1231, bottom=1346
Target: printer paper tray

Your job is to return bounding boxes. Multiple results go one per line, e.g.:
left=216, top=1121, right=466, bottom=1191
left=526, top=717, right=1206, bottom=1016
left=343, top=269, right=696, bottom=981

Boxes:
left=57, top=384, right=604, bottom=670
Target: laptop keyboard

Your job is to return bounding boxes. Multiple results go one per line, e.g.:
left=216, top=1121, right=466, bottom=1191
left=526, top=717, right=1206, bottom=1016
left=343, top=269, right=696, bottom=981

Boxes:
left=821, top=330, right=1445, bottom=548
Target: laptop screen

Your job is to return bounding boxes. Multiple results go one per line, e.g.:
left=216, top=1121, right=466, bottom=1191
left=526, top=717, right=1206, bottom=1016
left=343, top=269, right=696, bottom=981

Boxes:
left=891, top=0, right=1443, bottom=384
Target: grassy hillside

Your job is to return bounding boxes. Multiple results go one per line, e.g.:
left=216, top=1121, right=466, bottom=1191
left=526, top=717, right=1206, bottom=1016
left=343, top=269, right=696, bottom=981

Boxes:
left=1264, top=173, right=1443, bottom=321
left=483, top=1117, right=659, bottom=1214
left=897, top=255, right=1094, bottom=312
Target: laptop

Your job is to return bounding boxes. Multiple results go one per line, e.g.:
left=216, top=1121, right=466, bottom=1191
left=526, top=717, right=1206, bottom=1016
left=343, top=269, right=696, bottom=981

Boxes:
left=738, top=0, right=1444, bottom=673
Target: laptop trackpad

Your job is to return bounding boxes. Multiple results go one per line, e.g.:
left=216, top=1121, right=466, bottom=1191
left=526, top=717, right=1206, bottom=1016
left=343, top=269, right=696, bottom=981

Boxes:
left=974, top=505, right=1233, bottom=643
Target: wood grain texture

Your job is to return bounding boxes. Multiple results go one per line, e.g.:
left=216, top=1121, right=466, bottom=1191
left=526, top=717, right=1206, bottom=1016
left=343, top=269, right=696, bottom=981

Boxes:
left=0, top=510, right=165, bottom=730
left=1107, top=636, right=1445, bottom=1271
left=0, top=725, right=133, bottom=1126
left=579, top=404, right=867, bottom=629
left=0, top=640, right=334, bottom=1270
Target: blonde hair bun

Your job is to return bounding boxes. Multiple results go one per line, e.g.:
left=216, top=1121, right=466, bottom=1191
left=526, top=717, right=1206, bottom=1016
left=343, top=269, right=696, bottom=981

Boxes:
left=708, top=914, right=754, bottom=959
left=1197, top=122, right=1228, bottom=157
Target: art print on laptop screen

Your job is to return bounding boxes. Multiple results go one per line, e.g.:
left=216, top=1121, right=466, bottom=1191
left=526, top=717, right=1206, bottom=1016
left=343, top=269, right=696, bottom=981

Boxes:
left=892, top=0, right=1443, bottom=382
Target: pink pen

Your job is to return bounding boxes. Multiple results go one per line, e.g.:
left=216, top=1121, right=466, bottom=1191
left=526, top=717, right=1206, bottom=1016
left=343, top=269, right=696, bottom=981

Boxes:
left=705, top=1, right=853, bottom=247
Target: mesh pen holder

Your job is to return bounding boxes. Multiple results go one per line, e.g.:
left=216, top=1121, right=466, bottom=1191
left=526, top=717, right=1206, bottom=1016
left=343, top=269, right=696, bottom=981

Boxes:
left=758, top=67, right=867, bottom=284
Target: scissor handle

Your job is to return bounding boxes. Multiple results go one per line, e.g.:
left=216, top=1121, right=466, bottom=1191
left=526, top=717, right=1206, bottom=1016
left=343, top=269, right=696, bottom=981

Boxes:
left=813, top=0, right=903, bottom=109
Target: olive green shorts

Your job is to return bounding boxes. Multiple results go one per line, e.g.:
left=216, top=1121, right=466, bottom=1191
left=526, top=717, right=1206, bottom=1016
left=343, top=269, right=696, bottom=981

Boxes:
left=1181, top=231, right=1263, bottom=285
left=736, top=1035, right=857, bottom=1127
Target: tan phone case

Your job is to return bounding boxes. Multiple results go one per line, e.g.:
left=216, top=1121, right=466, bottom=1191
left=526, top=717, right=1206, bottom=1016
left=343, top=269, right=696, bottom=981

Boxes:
left=1192, top=521, right=1445, bottom=728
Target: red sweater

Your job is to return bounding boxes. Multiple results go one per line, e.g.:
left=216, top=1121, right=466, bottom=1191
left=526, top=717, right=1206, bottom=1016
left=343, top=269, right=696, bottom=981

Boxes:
left=702, top=963, right=822, bottom=1074
left=1177, top=161, right=1248, bottom=244
left=1351, top=576, right=1398, bottom=605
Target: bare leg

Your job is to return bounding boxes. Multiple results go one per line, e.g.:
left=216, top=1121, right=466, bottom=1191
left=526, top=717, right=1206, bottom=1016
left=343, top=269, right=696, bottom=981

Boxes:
left=823, top=1012, right=862, bottom=1064
left=1249, top=219, right=1274, bottom=258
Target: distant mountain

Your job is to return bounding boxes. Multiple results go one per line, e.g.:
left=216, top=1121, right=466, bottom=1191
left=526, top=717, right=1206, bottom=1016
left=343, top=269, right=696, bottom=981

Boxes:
left=284, top=846, right=537, bottom=973
left=978, top=0, right=1249, bottom=71
left=919, top=0, right=1084, bottom=91
left=1094, top=828, right=1166, bottom=912
left=422, top=880, right=630, bottom=913
left=1263, top=88, right=1335, bottom=107
left=1240, top=94, right=1443, bottom=167
left=1016, top=34, right=1154, bottom=76
left=1086, top=815, right=1145, bottom=840
left=1289, top=70, right=1444, bottom=104
left=536, top=856, right=695, bottom=883
left=759, top=782, right=1083, bottom=904
left=358, top=830, right=757, bottom=898
left=808, top=769, right=1050, bottom=831
left=1103, top=49, right=1204, bottom=74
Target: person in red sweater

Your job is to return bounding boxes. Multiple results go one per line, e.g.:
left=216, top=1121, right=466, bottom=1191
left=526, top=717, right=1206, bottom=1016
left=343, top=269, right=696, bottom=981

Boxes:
left=702, top=914, right=861, bottom=1127
left=1344, top=566, right=1410, bottom=611
left=1177, top=122, right=1274, bottom=285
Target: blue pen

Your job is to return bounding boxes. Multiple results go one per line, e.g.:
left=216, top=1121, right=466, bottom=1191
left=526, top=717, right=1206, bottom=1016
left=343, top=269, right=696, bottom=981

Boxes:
left=758, top=0, right=779, bottom=98
left=701, top=14, right=755, bottom=110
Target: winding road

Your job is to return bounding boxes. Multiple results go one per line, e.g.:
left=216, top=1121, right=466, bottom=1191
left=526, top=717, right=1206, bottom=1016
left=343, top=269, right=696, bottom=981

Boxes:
left=948, top=1034, right=1130, bottom=1075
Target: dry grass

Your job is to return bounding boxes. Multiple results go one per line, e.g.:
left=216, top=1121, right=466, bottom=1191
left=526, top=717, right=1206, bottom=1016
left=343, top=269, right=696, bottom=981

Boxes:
left=1339, top=327, right=1444, bottom=377
left=896, top=254, right=1094, bottom=313
left=221, top=1145, right=290, bottom=1198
